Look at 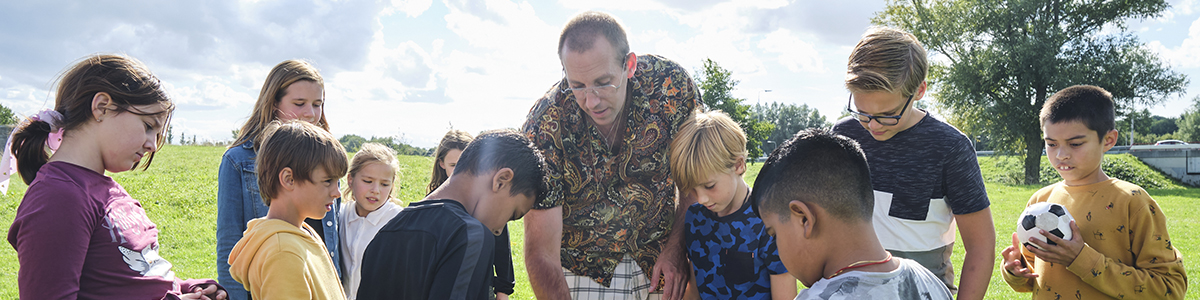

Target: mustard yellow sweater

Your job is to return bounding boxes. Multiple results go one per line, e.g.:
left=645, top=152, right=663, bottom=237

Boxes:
left=1003, top=179, right=1186, bottom=299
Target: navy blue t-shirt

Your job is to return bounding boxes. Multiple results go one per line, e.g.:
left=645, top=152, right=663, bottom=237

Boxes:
left=685, top=196, right=787, bottom=299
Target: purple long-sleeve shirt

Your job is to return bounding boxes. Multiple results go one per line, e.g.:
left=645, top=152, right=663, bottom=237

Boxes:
left=8, top=161, right=216, bottom=300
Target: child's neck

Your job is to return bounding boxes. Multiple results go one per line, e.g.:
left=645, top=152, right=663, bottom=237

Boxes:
left=425, top=176, right=478, bottom=216
left=48, top=133, right=106, bottom=175
left=1065, top=169, right=1111, bottom=187
left=716, top=180, right=751, bottom=217
left=265, top=198, right=306, bottom=229
left=821, top=223, right=898, bottom=279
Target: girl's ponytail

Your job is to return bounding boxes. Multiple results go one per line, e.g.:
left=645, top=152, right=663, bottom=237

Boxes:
left=10, top=118, right=55, bottom=185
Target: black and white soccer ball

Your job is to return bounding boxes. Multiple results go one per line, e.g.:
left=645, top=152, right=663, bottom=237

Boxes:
left=1016, top=202, right=1074, bottom=251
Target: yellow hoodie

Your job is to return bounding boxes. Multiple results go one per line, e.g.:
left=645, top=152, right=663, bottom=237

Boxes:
left=229, top=218, right=345, bottom=300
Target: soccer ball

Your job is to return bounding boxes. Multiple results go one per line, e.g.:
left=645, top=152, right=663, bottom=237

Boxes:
left=1015, top=202, right=1074, bottom=251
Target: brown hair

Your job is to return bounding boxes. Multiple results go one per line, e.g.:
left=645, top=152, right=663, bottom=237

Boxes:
left=845, top=27, right=928, bottom=97
left=344, top=142, right=399, bottom=203
left=231, top=59, right=328, bottom=149
left=558, top=11, right=630, bottom=66
left=11, top=54, right=173, bottom=184
left=1040, top=85, right=1116, bottom=139
left=427, top=129, right=474, bottom=194
left=256, top=120, right=348, bottom=206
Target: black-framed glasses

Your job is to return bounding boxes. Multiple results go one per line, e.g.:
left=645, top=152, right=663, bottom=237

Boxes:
left=845, top=93, right=913, bottom=126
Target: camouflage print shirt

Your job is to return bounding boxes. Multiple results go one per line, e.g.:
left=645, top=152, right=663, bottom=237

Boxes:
left=521, top=54, right=698, bottom=286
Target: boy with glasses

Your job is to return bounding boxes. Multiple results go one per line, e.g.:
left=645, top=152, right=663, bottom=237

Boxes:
left=832, top=27, right=996, bottom=300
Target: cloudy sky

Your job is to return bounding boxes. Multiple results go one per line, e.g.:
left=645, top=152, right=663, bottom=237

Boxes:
left=2, top=0, right=1198, bottom=148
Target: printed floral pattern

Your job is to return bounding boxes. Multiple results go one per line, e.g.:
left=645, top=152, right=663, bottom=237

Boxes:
left=522, top=54, right=698, bottom=286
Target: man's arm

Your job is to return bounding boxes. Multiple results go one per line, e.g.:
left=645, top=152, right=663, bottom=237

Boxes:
left=651, top=191, right=696, bottom=300
left=524, top=207, right=569, bottom=299
left=955, top=207, right=996, bottom=300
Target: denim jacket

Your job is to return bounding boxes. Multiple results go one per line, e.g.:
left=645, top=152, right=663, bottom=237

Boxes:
left=216, top=141, right=342, bottom=300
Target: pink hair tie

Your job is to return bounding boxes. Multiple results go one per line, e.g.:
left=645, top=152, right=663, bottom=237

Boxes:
left=0, top=109, right=66, bottom=194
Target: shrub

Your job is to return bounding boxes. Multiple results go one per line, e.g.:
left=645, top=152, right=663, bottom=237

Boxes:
left=978, top=154, right=1183, bottom=189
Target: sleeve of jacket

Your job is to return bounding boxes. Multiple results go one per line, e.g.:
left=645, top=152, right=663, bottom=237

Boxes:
left=1065, top=192, right=1187, bottom=299
left=215, top=152, right=250, bottom=300
left=492, top=225, right=516, bottom=295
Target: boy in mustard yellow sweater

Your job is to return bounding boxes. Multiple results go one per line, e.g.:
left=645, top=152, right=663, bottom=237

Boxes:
left=229, top=120, right=349, bottom=300
left=1001, top=85, right=1187, bottom=299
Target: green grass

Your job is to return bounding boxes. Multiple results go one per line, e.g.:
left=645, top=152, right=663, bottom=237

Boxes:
left=1, top=146, right=1196, bottom=299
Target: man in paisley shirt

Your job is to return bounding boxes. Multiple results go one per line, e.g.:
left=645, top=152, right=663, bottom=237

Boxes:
left=522, top=11, right=699, bottom=300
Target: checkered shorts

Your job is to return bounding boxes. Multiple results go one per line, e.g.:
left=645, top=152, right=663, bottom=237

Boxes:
left=563, top=254, right=663, bottom=300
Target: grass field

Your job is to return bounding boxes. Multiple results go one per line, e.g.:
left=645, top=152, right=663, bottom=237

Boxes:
left=0, top=146, right=1196, bottom=299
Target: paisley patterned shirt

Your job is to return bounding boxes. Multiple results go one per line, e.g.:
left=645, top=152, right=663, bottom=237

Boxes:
left=522, top=54, right=698, bottom=286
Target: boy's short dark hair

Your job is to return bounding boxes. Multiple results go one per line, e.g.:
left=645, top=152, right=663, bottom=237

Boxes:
left=751, top=128, right=873, bottom=222
left=1040, top=85, right=1116, bottom=138
left=256, top=120, right=349, bottom=206
left=453, top=129, right=549, bottom=203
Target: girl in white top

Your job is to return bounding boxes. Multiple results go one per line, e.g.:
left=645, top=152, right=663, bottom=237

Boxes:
left=337, top=143, right=403, bottom=299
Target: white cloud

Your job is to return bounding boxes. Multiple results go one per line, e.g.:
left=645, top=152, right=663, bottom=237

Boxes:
left=166, top=80, right=255, bottom=111
left=387, top=0, right=434, bottom=17
left=1147, top=16, right=1200, bottom=68
left=757, top=29, right=824, bottom=73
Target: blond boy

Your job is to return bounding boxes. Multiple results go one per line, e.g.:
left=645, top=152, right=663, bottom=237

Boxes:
left=669, top=110, right=797, bottom=300
left=832, top=27, right=994, bottom=299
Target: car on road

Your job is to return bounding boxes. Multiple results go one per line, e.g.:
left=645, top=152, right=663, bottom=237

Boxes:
left=1152, top=139, right=1190, bottom=145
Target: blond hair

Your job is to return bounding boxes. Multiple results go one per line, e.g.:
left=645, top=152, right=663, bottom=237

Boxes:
left=344, top=143, right=400, bottom=203
left=845, top=27, right=928, bottom=97
left=231, top=59, right=329, bottom=149
left=427, top=129, right=474, bottom=194
left=669, top=110, right=747, bottom=191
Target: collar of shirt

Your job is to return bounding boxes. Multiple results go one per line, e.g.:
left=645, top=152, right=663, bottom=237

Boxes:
left=345, top=201, right=400, bottom=227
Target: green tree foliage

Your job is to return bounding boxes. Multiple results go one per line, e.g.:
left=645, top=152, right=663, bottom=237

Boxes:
left=1149, top=116, right=1178, bottom=136
left=339, top=134, right=431, bottom=156
left=1178, top=96, right=1200, bottom=143
left=694, top=58, right=775, bottom=160
left=752, top=102, right=829, bottom=155
left=0, top=104, right=15, bottom=125
left=875, top=0, right=1188, bottom=184
left=339, top=134, right=367, bottom=153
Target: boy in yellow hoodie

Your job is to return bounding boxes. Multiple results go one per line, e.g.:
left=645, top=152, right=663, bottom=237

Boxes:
left=229, top=120, right=349, bottom=300
left=1001, top=85, right=1187, bottom=299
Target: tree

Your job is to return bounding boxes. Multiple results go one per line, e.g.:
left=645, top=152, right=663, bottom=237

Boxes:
left=694, top=58, right=775, bottom=160
left=339, top=134, right=367, bottom=153
left=1178, top=96, right=1200, bottom=143
left=1148, top=116, right=1178, bottom=136
left=875, top=0, right=1188, bottom=184
left=1115, top=108, right=1155, bottom=145
left=167, top=125, right=174, bottom=145
left=752, top=102, right=829, bottom=155
left=0, top=103, right=15, bottom=125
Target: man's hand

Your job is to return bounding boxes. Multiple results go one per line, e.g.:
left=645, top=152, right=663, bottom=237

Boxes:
left=1002, top=233, right=1038, bottom=278
left=650, top=242, right=689, bottom=300
left=1026, top=220, right=1085, bottom=266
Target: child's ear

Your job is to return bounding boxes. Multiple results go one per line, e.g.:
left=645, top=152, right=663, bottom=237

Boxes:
left=788, top=200, right=816, bottom=239
left=1101, top=129, right=1119, bottom=150
left=913, top=81, right=927, bottom=101
left=733, top=156, right=747, bottom=175
left=279, top=167, right=295, bottom=191
left=492, top=168, right=515, bottom=193
left=90, top=92, right=115, bottom=122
